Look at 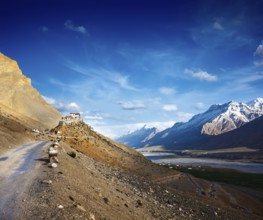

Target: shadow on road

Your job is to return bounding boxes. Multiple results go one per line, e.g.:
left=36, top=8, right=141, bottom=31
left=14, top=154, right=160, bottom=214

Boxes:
left=35, top=158, right=49, bottom=163
left=0, top=156, right=8, bottom=161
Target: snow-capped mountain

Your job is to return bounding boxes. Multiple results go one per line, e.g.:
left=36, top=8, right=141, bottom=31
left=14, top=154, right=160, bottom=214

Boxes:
left=202, top=100, right=263, bottom=135
left=116, top=125, right=160, bottom=148
left=118, top=98, right=263, bottom=149
left=247, top=98, right=263, bottom=111
left=196, top=115, right=263, bottom=150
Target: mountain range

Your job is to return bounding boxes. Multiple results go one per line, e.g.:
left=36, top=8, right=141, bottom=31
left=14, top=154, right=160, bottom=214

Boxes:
left=116, top=98, right=263, bottom=150
left=1, top=53, right=263, bottom=219
left=116, top=125, right=160, bottom=148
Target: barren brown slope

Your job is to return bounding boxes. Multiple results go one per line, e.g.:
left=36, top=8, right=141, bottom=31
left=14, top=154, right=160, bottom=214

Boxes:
left=0, top=52, right=61, bottom=129
left=0, top=108, right=33, bottom=154
left=19, top=142, right=260, bottom=220
left=45, top=121, right=263, bottom=218
left=51, top=121, right=172, bottom=178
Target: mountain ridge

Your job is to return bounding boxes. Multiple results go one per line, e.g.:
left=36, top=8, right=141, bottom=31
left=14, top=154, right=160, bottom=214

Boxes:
left=116, top=126, right=160, bottom=149
left=117, top=98, right=263, bottom=150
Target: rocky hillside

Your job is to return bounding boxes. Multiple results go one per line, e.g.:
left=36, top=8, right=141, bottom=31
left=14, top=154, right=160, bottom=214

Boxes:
left=50, top=121, right=170, bottom=177
left=29, top=123, right=263, bottom=220
left=0, top=52, right=61, bottom=129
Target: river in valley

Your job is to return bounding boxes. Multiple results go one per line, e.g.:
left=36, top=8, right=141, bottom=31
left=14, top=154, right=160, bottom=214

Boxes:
left=142, top=153, right=263, bottom=173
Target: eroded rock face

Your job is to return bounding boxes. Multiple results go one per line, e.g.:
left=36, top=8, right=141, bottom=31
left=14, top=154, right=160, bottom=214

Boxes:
left=0, top=53, right=22, bottom=75
left=0, top=53, right=61, bottom=128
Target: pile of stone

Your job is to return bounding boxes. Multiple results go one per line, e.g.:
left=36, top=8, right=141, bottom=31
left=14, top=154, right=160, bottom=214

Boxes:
left=48, top=141, right=60, bottom=168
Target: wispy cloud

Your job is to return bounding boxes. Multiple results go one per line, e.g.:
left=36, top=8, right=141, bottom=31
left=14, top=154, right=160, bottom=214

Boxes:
left=43, top=96, right=80, bottom=113
left=232, top=71, right=263, bottom=86
left=84, top=115, right=104, bottom=121
left=184, top=68, right=218, bottom=82
left=117, top=100, right=146, bottom=110
left=254, top=60, right=263, bottom=66
left=162, top=104, right=178, bottom=111
left=110, top=73, right=138, bottom=91
left=213, top=21, right=224, bottom=31
left=41, top=26, right=49, bottom=32
left=254, top=41, right=263, bottom=57
left=194, top=102, right=205, bottom=110
left=159, top=87, right=176, bottom=95
left=64, top=20, right=87, bottom=35
left=175, top=112, right=194, bottom=122
left=83, top=113, right=105, bottom=127
left=66, top=60, right=138, bottom=91
left=254, top=41, right=263, bottom=66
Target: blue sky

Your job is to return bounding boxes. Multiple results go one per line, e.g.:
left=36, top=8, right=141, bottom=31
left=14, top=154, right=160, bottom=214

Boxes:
left=1, top=0, right=263, bottom=138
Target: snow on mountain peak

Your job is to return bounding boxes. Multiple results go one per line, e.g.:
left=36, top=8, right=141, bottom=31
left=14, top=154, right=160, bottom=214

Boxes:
left=202, top=98, right=263, bottom=135
left=116, top=98, right=263, bottom=148
left=247, top=97, right=263, bottom=110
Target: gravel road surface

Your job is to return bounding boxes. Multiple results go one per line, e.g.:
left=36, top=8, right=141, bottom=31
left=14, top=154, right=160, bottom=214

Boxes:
left=0, top=141, right=50, bottom=220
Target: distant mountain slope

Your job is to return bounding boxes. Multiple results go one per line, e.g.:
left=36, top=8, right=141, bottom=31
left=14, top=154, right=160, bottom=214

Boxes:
left=202, top=99, right=263, bottom=135
left=116, top=126, right=159, bottom=148
left=198, top=115, right=263, bottom=150
left=0, top=53, right=61, bottom=128
left=144, top=99, right=263, bottom=149
left=119, top=99, right=263, bottom=150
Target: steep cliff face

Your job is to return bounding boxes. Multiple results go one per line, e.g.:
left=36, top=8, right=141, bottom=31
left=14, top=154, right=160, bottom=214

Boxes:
left=0, top=53, right=61, bottom=128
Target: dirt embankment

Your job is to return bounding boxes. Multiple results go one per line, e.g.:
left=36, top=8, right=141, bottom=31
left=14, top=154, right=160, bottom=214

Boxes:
left=19, top=142, right=257, bottom=220
left=50, top=121, right=177, bottom=178
left=26, top=121, right=263, bottom=220
left=0, top=110, right=33, bottom=154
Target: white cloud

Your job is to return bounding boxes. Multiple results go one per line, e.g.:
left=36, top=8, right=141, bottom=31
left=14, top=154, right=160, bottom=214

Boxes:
left=110, top=72, right=138, bottom=91
left=254, top=60, right=263, bottom=66
left=64, top=20, right=87, bottom=34
left=68, top=102, right=79, bottom=110
left=213, top=21, right=224, bottom=30
left=41, top=26, right=49, bottom=32
left=162, top=104, right=178, bottom=111
left=254, top=41, right=263, bottom=66
left=194, top=102, right=205, bottom=110
left=81, top=112, right=106, bottom=127
left=84, top=115, right=104, bottom=121
left=159, top=87, right=176, bottom=95
left=184, top=68, right=218, bottom=82
left=117, top=100, right=146, bottom=110
left=254, top=41, right=263, bottom=58
left=43, top=96, right=80, bottom=113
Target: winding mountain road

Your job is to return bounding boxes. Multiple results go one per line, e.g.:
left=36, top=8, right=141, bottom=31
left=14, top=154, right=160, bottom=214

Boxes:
left=0, top=141, right=50, bottom=220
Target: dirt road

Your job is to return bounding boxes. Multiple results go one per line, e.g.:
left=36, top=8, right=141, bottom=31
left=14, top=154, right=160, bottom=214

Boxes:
left=0, top=141, right=50, bottom=220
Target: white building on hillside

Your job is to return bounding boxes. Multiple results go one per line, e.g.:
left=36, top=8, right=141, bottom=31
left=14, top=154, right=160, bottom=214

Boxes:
left=60, top=113, right=81, bottom=124
left=70, top=113, right=81, bottom=120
